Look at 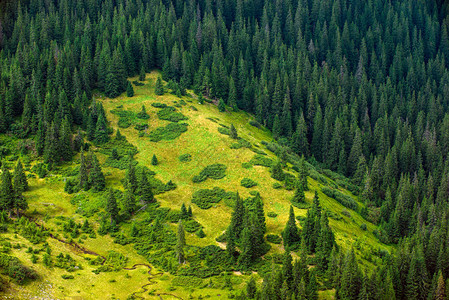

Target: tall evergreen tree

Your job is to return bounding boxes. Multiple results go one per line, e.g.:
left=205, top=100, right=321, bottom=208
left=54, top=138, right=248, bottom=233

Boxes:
left=13, top=160, right=28, bottom=193
left=283, top=206, right=300, bottom=248
left=106, top=188, right=119, bottom=223
left=176, top=220, right=186, bottom=264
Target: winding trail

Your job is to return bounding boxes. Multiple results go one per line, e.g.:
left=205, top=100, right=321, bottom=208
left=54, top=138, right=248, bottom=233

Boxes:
left=31, top=219, right=183, bottom=299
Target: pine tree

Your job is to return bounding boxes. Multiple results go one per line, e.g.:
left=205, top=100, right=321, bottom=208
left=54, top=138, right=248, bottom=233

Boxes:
left=218, top=98, right=226, bottom=112
left=122, top=190, right=136, bottom=218
left=227, top=193, right=245, bottom=240
left=298, top=156, right=309, bottom=191
left=228, top=77, right=238, bottom=111
left=180, top=203, right=188, bottom=219
left=139, top=65, right=146, bottom=81
left=88, top=153, right=105, bottom=191
left=306, top=271, right=318, bottom=300
left=151, top=154, right=158, bottom=166
left=78, top=150, right=89, bottom=191
left=292, top=184, right=305, bottom=204
left=43, top=122, right=60, bottom=164
left=139, top=170, right=154, bottom=204
left=0, top=164, right=15, bottom=213
left=176, top=220, right=186, bottom=264
left=95, top=113, right=109, bottom=144
left=272, top=114, right=282, bottom=140
left=283, top=206, right=300, bottom=248
left=282, top=251, right=294, bottom=288
left=106, top=188, right=119, bottom=223
left=126, top=81, right=134, bottom=97
left=13, top=160, right=28, bottom=193
left=230, top=124, right=238, bottom=139
left=155, top=77, right=164, bottom=95
left=125, top=157, right=137, bottom=194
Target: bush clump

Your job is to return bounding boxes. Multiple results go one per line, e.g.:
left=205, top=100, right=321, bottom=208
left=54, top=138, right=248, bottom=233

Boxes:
left=267, top=212, right=278, bottom=218
left=249, top=154, right=273, bottom=167
left=183, top=219, right=203, bottom=233
left=266, top=234, right=282, bottom=244
left=192, top=164, right=227, bottom=183
left=149, top=123, right=188, bottom=142
left=157, top=107, right=188, bottom=122
left=178, top=153, right=192, bottom=162
left=218, top=127, right=231, bottom=135
left=230, top=139, right=251, bottom=149
left=241, top=178, right=258, bottom=188
left=321, top=187, right=358, bottom=211
left=192, top=187, right=235, bottom=209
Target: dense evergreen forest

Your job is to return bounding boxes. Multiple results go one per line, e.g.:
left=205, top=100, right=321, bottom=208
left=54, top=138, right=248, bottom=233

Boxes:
left=2, top=0, right=449, bottom=298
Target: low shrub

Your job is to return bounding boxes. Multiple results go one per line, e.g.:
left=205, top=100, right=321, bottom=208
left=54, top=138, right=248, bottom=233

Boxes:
left=267, top=212, right=278, bottom=218
left=151, top=103, right=168, bottom=108
left=192, top=164, right=227, bottom=183
left=241, top=178, right=257, bottom=188
left=266, top=234, right=282, bottom=244
left=62, top=274, right=74, bottom=279
left=272, top=182, right=282, bottom=189
left=192, top=187, right=235, bottom=209
left=218, top=127, right=230, bottom=136
left=149, top=123, right=188, bottom=142
left=178, top=153, right=192, bottom=162
left=157, top=107, right=188, bottom=122
left=230, top=139, right=251, bottom=149
left=249, top=154, right=273, bottom=167
left=183, top=219, right=202, bottom=233
left=321, top=187, right=358, bottom=211
left=249, top=120, right=261, bottom=128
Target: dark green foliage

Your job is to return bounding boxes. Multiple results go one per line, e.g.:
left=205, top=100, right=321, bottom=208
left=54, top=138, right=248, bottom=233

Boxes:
left=266, top=234, right=282, bottom=244
left=155, top=77, right=164, bottom=95
left=126, top=81, right=134, bottom=97
left=149, top=123, right=188, bottom=142
left=156, top=107, right=188, bottom=122
left=13, top=160, right=27, bottom=193
left=192, top=187, right=235, bottom=209
left=138, top=169, right=154, bottom=204
left=88, top=153, right=105, bottom=192
left=106, top=189, right=119, bottom=223
left=241, top=178, right=257, bottom=188
left=176, top=220, right=186, bottom=264
left=95, top=114, right=109, bottom=145
left=218, top=99, right=226, bottom=112
left=136, top=106, right=149, bottom=120
left=283, top=206, right=300, bottom=249
left=230, top=124, right=238, bottom=139
left=230, top=139, right=252, bottom=149
left=0, top=164, right=15, bottom=213
left=246, top=276, right=257, bottom=298
left=192, top=164, right=227, bottom=183
left=139, top=67, right=146, bottom=81
left=292, top=185, right=305, bottom=204
left=249, top=155, right=273, bottom=167
left=270, top=161, right=285, bottom=181
left=321, top=187, right=358, bottom=211
left=178, top=153, right=192, bottom=162
left=151, top=154, right=158, bottom=166
left=0, top=253, right=37, bottom=284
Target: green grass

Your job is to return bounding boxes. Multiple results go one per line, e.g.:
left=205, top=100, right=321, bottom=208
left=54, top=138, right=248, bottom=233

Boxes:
left=1, top=71, right=391, bottom=299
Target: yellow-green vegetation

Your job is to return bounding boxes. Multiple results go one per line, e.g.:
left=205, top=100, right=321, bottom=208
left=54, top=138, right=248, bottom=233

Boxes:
left=102, top=71, right=391, bottom=261
left=0, top=71, right=391, bottom=299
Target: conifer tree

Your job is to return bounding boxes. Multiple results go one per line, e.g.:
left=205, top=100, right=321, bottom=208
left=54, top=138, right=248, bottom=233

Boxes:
left=298, top=156, right=309, bottom=191
left=218, top=98, right=226, bottom=112
left=139, top=66, right=146, bottom=81
left=230, top=124, right=238, bottom=139
left=176, top=220, right=186, bottom=264
left=139, top=170, right=154, bottom=203
left=228, top=77, right=238, bottom=111
left=227, top=193, right=244, bottom=240
left=0, top=164, right=15, bottom=213
left=292, top=184, right=305, bottom=204
left=44, top=122, right=60, bottom=164
left=122, top=190, right=136, bottom=218
left=106, top=188, right=119, bottom=223
left=126, top=81, right=134, bottom=97
left=13, top=160, right=28, bottom=193
left=180, top=203, right=188, bottom=219
left=272, top=114, right=282, bottom=140
left=125, top=157, right=137, bottom=194
left=283, top=206, right=300, bottom=248
left=94, top=113, right=109, bottom=144
left=88, top=153, right=105, bottom=191
left=78, top=150, right=89, bottom=190
left=151, top=154, right=158, bottom=166
left=246, top=276, right=257, bottom=299
left=270, top=161, right=285, bottom=181
left=155, top=77, right=164, bottom=95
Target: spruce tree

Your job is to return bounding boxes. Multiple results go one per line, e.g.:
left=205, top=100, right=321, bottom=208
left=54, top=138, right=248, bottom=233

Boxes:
left=155, top=77, right=164, bottom=95
left=106, top=188, right=119, bottom=223
left=272, top=114, right=282, bottom=140
left=13, top=160, right=28, bottom=193
left=94, top=113, right=109, bottom=144
left=151, top=154, right=158, bottom=166
left=246, top=276, right=257, bottom=299
left=88, top=153, right=105, bottom=191
left=0, top=164, right=15, bottom=213
left=126, top=81, right=134, bottom=97
left=78, top=150, right=89, bottom=191
left=298, top=156, right=309, bottom=191
left=139, top=65, right=146, bottom=81
left=270, top=161, right=285, bottom=181
left=218, top=98, right=226, bottom=112
left=125, top=157, right=137, bottom=194
left=122, top=190, right=136, bottom=218
left=230, top=124, right=238, bottom=139
left=180, top=203, right=188, bottom=219
left=283, top=206, right=300, bottom=248
left=227, top=193, right=244, bottom=240
left=292, top=184, right=305, bottom=204
left=139, top=170, right=154, bottom=203
left=176, top=220, right=186, bottom=264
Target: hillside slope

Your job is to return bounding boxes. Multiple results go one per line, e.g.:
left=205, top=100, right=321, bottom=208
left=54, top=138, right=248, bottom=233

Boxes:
left=0, top=72, right=390, bottom=299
